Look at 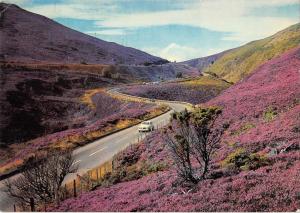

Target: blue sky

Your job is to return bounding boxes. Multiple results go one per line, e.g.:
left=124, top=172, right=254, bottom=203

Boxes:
left=5, top=0, right=300, bottom=61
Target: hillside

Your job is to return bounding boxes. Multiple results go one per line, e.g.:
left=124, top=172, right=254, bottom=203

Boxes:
left=0, top=3, right=167, bottom=65
left=203, top=23, right=300, bottom=83
left=0, top=2, right=199, bottom=173
left=53, top=47, right=300, bottom=211
left=121, top=75, right=231, bottom=104
left=181, top=50, right=229, bottom=73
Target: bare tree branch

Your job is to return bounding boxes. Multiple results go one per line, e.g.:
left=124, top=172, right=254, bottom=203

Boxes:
left=164, top=107, right=224, bottom=184
left=4, top=150, right=77, bottom=209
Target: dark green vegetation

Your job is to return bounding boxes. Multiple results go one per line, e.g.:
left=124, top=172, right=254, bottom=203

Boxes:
left=165, top=107, right=223, bottom=183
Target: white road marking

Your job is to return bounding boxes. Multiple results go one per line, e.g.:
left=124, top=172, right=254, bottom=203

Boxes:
left=72, top=160, right=81, bottom=165
left=89, top=147, right=106, bottom=157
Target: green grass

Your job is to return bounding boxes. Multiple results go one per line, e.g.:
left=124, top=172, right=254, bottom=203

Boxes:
left=231, top=123, right=256, bottom=136
left=182, top=75, right=231, bottom=88
left=263, top=107, right=278, bottom=122
left=204, top=23, right=300, bottom=83
left=221, top=148, right=268, bottom=171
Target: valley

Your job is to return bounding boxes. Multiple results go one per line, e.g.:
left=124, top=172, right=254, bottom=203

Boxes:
left=0, top=1, right=299, bottom=212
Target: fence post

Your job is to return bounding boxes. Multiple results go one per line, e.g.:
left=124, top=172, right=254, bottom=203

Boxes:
left=87, top=172, right=91, bottom=189
left=64, top=184, right=68, bottom=199
left=96, top=168, right=99, bottom=181
left=30, top=198, right=35, bottom=212
left=13, top=204, right=16, bottom=212
left=79, top=178, right=82, bottom=194
left=73, top=179, right=77, bottom=197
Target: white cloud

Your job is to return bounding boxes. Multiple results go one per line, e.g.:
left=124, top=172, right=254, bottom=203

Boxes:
left=22, top=0, right=117, bottom=20
left=95, top=0, right=299, bottom=42
left=14, top=0, right=298, bottom=43
left=145, top=43, right=203, bottom=62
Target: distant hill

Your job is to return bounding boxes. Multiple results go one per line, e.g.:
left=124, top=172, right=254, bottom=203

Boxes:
left=0, top=3, right=168, bottom=65
left=203, top=23, right=300, bottom=83
left=180, top=50, right=230, bottom=73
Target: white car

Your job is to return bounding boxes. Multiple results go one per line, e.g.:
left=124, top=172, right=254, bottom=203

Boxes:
left=138, top=121, right=154, bottom=132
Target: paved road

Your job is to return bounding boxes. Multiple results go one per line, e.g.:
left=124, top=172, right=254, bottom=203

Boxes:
left=0, top=89, right=189, bottom=211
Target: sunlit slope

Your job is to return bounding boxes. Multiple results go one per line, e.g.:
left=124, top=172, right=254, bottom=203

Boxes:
left=204, top=23, right=300, bottom=83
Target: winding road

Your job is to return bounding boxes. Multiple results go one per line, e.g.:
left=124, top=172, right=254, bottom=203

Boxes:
left=0, top=87, right=192, bottom=211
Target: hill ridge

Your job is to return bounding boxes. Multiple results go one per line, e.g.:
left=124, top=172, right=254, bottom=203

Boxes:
left=0, top=2, right=168, bottom=65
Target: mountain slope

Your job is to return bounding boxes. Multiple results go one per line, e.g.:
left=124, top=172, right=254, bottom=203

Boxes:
left=54, top=47, right=300, bottom=212
left=203, top=23, right=300, bottom=83
left=121, top=75, right=231, bottom=104
left=181, top=49, right=230, bottom=73
left=0, top=3, right=167, bottom=65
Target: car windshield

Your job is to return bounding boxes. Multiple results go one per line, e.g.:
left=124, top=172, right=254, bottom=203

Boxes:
left=142, top=121, right=151, bottom=125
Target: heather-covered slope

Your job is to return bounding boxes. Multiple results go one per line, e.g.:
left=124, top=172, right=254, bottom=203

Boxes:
left=201, top=23, right=300, bottom=83
left=121, top=75, right=231, bottom=104
left=0, top=62, right=169, bottom=175
left=0, top=3, right=167, bottom=65
left=53, top=47, right=300, bottom=212
left=118, top=62, right=199, bottom=81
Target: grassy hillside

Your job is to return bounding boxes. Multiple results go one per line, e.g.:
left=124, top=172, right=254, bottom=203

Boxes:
left=204, top=23, right=300, bottom=83
left=181, top=49, right=230, bottom=73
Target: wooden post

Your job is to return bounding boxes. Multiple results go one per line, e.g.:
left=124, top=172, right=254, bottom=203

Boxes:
left=13, top=204, right=16, bottom=212
left=73, top=179, right=77, bottom=197
left=88, top=171, right=91, bottom=189
left=30, top=198, right=35, bottom=212
left=96, top=168, right=99, bottom=181
left=65, top=183, right=68, bottom=198
left=112, top=160, right=114, bottom=171
left=79, top=179, right=82, bottom=194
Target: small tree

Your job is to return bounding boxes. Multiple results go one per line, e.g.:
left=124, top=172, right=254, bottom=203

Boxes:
left=5, top=151, right=77, bottom=209
left=176, top=72, right=183, bottom=78
left=164, top=107, right=223, bottom=184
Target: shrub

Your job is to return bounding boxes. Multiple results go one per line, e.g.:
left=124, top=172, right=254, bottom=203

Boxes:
left=98, top=162, right=168, bottom=187
left=231, top=123, right=255, bottom=135
left=222, top=148, right=268, bottom=171
left=143, top=162, right=167, bottom=174
left=165, top=107, right=224, bottom=183
left=5, top=151, right=76, bottom=208
left=263, top=107, right=278, bottom=122
left=176, top=72, right=183, bottom=78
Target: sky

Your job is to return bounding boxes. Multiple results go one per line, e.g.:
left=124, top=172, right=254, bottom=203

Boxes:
left=4, top=0, right=300, bottom=62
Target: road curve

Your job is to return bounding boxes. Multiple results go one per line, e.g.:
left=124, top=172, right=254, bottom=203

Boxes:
left=0, top=87, right=191, bottom=211
left=65, top=87, right=191, bottom=180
